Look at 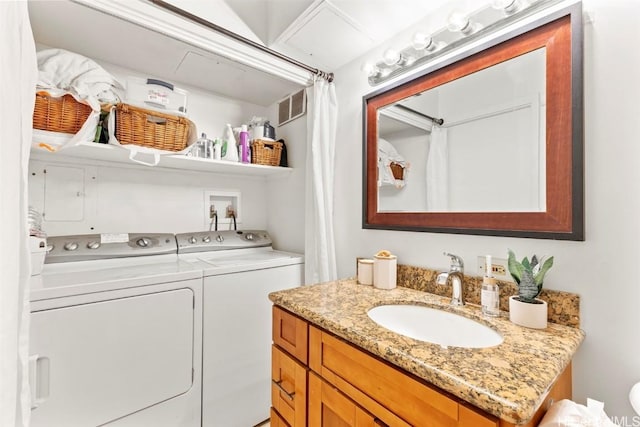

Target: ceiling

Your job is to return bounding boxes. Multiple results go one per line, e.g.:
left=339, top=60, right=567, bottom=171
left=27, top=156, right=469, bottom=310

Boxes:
left=28, top=0, right=455, bottom=106
left=187, top=0, right=454, bottom=71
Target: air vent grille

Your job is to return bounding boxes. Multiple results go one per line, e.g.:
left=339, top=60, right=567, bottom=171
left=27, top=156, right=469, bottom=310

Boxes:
left=278, top=89, right=307, bottom=126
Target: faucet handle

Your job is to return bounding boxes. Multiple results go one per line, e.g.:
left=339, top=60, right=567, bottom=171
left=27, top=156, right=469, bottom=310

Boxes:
left=443, top=252, right=464, bottom=271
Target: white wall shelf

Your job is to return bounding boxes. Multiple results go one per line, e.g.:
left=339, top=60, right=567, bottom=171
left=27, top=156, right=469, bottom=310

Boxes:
left=30, top=142, right=292, bottom=177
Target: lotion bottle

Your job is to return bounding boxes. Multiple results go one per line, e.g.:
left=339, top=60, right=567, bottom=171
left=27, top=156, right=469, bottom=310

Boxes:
left=239, top=124, right=250, bottom=163
left=481, top=255, right=500, bottom=317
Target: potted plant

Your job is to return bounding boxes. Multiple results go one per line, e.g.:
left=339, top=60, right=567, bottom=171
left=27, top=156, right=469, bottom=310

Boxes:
left=507, top=249, right=554, bottom=329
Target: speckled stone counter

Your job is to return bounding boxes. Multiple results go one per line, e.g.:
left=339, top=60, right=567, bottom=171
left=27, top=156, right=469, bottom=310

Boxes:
left=269, top=279, right=585, bottom=425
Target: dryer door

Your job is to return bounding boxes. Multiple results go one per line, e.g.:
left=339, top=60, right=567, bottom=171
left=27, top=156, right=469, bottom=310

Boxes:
left=30, top=288, right=194, bottom=427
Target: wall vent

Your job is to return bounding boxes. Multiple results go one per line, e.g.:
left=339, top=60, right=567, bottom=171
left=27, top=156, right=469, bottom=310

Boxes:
left=278, top=89, right=307, bottom=126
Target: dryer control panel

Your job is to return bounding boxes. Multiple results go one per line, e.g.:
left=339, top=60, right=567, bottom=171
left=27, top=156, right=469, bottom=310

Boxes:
left=45, top=233, right=177, bottom=263
left=176, top=230, right=272, bottom=254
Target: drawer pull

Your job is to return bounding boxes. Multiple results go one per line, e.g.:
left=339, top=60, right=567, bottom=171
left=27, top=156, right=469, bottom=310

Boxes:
left=272, top=379, right=295, bottom=400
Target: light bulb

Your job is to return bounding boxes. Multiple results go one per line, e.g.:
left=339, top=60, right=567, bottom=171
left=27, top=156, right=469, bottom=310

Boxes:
left=447, top=11, right=470, bottom=33
left=361, top=62, right=378, bottom=77
left=412, top=32, right=433, bottom=51
left=492, top=0, right=525, bottom=14
left=382, top=49, right=401, bottom=66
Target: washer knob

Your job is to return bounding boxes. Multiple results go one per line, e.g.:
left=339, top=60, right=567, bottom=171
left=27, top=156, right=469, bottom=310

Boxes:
left=216, top=235, right=224, bottom=243
left=87, top=241, right=101, bottom=249
left=136, top=238, right=150, bottom=247
left=188, top=236, right=197, bottom=244
left=63, top=242, right=78, bottom=251
left=203, top=236, right=211, bottom=243
left=245, top=233, right=255, bottom=241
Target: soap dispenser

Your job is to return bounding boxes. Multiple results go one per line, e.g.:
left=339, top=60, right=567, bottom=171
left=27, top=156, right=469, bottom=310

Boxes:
left=481, top=255, right=500, bottom=317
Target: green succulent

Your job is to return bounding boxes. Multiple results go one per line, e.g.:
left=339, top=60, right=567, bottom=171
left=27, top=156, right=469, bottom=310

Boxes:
left=507, top=249, right=554, bottom=304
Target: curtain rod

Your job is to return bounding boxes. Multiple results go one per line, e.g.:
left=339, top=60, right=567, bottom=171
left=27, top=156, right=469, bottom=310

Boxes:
left=396, top=104, right=444, bottom=126
left=148, top=0, right=334, bottom=82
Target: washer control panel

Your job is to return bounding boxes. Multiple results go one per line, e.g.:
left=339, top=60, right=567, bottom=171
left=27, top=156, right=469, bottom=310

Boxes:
left=175, top=230, right=272, bottom=254
left=45, top=233, right=177, bottom=263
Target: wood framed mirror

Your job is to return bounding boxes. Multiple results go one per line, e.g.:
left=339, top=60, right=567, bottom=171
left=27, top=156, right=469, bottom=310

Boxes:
left=363, top=3, right=583, bottom=240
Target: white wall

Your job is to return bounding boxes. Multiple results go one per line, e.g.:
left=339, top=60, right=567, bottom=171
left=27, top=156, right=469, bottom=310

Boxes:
left=265, top=101, right=307, bottom=253
left=332, top=0, right=640, bottom=420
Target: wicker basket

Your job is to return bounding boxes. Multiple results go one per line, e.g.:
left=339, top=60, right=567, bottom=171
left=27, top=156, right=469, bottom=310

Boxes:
left=390, top=162, right=404, bottom=180
left=33, top=91, right=93, bottom=134
left=115, top=103, right=191, bottom=151
left=251, top=139, right=283, bottom=166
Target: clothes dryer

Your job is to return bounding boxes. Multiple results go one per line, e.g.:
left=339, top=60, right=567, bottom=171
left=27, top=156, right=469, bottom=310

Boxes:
left=30, top=233, right=203, bottom=427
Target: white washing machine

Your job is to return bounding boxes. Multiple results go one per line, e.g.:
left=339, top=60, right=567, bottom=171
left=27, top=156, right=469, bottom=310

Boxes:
left=176, top=230, right=304, bottom=427
left=30, top=233, right=203, bottom=427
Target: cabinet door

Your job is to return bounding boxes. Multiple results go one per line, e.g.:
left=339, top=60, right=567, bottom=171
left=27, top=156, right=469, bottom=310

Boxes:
left=458, top=404, right=499, bottom=427
left=310, top=326, right=457, bottom=427
left=30, top=289, right=194, bottom=427
left=272, top=346, right=307, bottom=427
left=309, top=372, right=383, bottom=427
left=273, top=306, right=308, bottom=364
left=271, top=407, right=290, bottom=427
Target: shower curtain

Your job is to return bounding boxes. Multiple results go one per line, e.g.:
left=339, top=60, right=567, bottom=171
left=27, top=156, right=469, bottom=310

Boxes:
left=426, top=126, right=449, bottom=211
left=304, top=77, right=338, bottom=284
left=0, top=2, right=37, bottom=425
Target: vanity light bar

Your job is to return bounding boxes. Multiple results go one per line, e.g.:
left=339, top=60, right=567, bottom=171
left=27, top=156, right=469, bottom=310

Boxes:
left=367, top=0, right=562, bottom=86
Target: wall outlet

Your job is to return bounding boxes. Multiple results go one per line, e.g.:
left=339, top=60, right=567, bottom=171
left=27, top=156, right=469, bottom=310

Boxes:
left=477, top=256, right=512, bottom=281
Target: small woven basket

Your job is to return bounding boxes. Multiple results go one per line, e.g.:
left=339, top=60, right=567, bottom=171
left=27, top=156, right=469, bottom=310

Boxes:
left=115, top=103, right=191, bottom=151
left=251, top=139, right=283, bottom=166
left=33, top=91, right=93, bottom=134
left=390, top=162, right=404, bottom=180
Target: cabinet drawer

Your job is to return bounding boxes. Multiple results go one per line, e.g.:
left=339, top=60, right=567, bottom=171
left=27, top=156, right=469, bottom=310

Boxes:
left=273, top=306, right=308, bottom=364
left=310, top=326, right=458, bottom=427
left=272, top=345, right=307, bottom=427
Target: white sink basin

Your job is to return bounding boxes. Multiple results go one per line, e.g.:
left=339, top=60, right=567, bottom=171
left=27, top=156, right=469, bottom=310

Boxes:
left=367, top=304, right=503, bottom=349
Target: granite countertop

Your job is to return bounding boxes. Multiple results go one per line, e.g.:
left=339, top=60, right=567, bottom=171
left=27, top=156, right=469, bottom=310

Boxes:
left=269, top=279, right=585, bottom=425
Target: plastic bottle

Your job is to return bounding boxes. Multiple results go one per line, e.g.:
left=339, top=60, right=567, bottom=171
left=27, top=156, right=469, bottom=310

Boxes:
left=221, top=123, right=238, bottom=162
left=239, top=124, right=250, bottom=163
left=212, top=138, right=221, bottom=160
left=481, top=255, right=500, bottom=317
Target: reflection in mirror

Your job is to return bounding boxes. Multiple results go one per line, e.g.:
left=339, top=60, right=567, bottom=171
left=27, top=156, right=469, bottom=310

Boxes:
left=363, top=3, right=584, bottom=240
left=378, top=48, right=547, bottom=213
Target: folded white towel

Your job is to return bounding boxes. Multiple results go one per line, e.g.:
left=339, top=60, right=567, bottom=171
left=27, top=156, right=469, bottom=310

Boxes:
left=37, top=48, right=124, bottom=110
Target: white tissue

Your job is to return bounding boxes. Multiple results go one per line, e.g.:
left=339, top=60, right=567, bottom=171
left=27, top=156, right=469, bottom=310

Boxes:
left=630, top=382, right=640, bottom=415
left=539, top=399, right=617, bottom=427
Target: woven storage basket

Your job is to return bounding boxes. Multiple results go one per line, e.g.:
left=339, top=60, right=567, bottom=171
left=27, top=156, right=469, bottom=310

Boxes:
left=33, top=91, right=93, bottom=134
left=115, top=103, right=190, bottom=151
left=390, top=162, right=404, bottom=180
left=252, top=139, right=283, bottom=166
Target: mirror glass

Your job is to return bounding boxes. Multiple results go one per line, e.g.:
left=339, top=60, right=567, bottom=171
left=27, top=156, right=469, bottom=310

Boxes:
left=378, top=48, right=546, bottom=213
left=363, top=4, right=583, bottom=240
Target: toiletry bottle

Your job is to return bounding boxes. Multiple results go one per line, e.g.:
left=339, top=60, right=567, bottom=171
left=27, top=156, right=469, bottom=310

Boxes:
left=212, top=138, right=221, bottom=161
left=481, top=255, right=500, bottom=316
left=221, top=123, right=238, bottom=162
left=239, top=124, right=250, bottom=163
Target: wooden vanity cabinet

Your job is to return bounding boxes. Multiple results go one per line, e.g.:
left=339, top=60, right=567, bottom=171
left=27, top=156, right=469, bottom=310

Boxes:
left=271, top=306, right=570, bottom=427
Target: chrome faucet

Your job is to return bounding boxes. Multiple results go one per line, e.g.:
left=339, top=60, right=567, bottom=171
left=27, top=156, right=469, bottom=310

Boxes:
left=437, top=252, right=465, bottom=306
